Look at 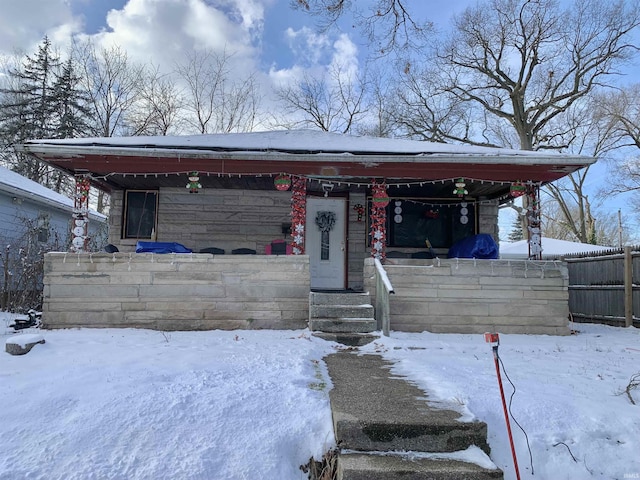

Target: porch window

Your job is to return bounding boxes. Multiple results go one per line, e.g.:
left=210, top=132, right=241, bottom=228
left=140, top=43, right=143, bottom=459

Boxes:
left=123, top=190, right=158, bottom=239
left=369, top=198, right=476, bottom=248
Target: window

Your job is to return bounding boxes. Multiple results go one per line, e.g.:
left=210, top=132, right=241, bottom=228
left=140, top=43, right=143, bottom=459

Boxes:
left=123, top=190, right=158, bottom=239
left=369, top=198, right=476, bottom=248
left=37, top=213, right=50, bottom=243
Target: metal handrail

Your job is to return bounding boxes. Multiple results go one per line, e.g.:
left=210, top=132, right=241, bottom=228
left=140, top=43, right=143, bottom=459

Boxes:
left=374, top=258, right=395, bottom=336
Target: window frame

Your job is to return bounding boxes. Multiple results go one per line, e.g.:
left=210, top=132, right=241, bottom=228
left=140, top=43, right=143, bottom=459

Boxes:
left=122, top=190, right=159, bottom=240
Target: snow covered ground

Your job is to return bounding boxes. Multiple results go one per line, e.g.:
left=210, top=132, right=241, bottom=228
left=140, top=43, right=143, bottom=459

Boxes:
left=1, top=312, right=639, bottom=480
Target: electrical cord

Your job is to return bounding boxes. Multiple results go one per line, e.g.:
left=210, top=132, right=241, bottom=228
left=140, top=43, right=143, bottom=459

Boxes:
left=497, top=352, right=535, bottom=475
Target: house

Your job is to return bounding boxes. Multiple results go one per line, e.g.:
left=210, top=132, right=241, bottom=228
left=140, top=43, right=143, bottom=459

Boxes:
left=0, top=165, right=107, bottom=310
left=17, top=130, right=594, bottom=334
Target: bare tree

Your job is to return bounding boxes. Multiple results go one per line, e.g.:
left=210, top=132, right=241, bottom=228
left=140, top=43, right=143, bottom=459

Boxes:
left=419, top=0, right=640, bottom=151
left=74, top=40, right=145, bottom=138
left=355, top=66, right=396, bottom=137
left=127, top=66, right=186, bottom=136
left=174, top=50, right=260, bottom=134
left=390, top=0, right=639, bottom=243
left=291, top=0, right=432, bottom=55
left=275, top=63, right=367, bottom=133
left=540, top=195, right=632, bottom=246
left=592, top=84, right=640, bottom=198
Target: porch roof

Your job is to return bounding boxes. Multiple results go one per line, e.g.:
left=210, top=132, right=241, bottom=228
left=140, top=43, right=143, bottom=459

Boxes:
left=17, top=130, right=594, bottom=197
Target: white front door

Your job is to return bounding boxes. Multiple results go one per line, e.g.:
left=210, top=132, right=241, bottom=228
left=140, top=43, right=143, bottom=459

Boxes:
left=306, top=197, right=347, bottom=290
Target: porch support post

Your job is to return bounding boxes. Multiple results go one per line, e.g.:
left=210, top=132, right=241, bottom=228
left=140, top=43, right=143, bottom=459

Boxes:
left=70, top=174, right=90, bottom=253
left=526, top=183, right=542, bottom=260
left=290, top=177, right=307, bottom=255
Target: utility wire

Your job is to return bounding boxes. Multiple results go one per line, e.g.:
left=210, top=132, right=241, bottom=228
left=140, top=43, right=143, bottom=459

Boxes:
left=497, top=353, right=534, bottom=475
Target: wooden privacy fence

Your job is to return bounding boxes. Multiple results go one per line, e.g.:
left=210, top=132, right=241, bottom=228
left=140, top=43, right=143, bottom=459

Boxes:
left=565, top=246, right=640, bottom=328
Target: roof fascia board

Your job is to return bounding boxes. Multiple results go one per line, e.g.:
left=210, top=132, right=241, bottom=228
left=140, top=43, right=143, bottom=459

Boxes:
left=16, top=143, right=595, bottom=167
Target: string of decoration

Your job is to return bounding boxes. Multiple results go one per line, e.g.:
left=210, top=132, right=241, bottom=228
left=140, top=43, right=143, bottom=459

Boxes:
left=88, top=170, right=541, bottom=190
left=370, top=180, right=389, bottom=261
left=71, top=175, right=91, bottom=253
left=526, top=184, right=542, bottom=260
left=290, top=177, right=307, bottom=255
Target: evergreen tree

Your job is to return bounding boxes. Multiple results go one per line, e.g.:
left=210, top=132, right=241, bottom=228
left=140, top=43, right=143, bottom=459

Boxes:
left=51, top=57, right=91, bottom=139
left=0, top=37, right=60, bottom=182
left=508, top=217, right=524, bottom=242
left=0, top=37, right=90, bottom=194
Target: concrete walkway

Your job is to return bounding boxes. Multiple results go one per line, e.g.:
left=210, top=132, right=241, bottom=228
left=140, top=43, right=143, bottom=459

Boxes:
left=324, top=351, right=503, bottom=479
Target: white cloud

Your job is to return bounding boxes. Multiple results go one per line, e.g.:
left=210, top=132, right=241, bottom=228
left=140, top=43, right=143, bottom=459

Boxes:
left=284, top=26, right=331, bottom=67
left=329, top=33, right=359, bottom=80
left=0, top=0, right=82, bottom=56
left=269, top=29, right=360, bottom=89
left=89, top=0, right=260, bottom=71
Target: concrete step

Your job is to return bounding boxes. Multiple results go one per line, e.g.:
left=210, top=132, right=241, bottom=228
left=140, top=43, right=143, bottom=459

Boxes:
left=310, top=304, right=374, bottom=320
left=325, top=353, right=490, bottom=454
left=337, top=452, right=503, bottom=480
left=310, top=291, right=372, bottom=306
left=310, top=317, right=377, bottom=333
left=313, top=332, right=379, bottom=346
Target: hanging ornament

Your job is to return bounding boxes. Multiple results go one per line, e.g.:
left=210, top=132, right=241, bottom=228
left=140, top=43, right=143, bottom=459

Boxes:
left=274, top=174, right=292, bottom=191
left=424, top=209, right=439, bottom=219
left=510, top=181, right=526, bottom=197
left=186, top=172, right=202, bottom=193
left=453, top=178, right=468, bottom=197
left=71, top=175, right=90, bottom=253
left=459, top=201, right=468, bottom=225
left=370, top=180, right=388, bottom=261
left=290, top=177, right=307, bottom=255
left=353, top=204, right=365, bottom=222
left=372, top=188, right=390, bottom=208
left=76, top=177, right=90, bottom=199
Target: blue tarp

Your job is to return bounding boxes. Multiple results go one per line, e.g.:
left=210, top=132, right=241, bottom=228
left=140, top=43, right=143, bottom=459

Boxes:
left=447, top=234, right=499, bottom=259
left=135, top=241, right=192, bottom=254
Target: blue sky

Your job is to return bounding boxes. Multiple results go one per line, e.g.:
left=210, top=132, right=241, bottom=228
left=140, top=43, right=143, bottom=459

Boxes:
left=0, top=0, right=638, bottom=241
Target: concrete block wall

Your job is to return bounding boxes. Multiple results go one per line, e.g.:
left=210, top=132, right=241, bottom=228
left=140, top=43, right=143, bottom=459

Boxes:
left=364, top=257, right=570, bottom=335
left=43, top=252, right=310, bottom=330
left=477, top=200, right=499, bottom=241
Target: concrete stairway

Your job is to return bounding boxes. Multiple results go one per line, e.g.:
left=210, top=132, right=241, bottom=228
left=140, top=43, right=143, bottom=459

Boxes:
left=325, top=352, right=504, bottom=480
left=309, top=292, right=378, bottom=346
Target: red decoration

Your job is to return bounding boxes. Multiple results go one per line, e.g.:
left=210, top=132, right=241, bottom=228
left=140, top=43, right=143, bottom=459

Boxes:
left=76, top=177, right=90, bottom=199
left=370, top=180, right=388, bottom=261
left=424, top=209, right=439, bottom=219
left=274, top=174, right=291, bottom=191
left=290, top=177, right=307, bottom=255
left=353, top=204, right=365, bottom=222
left=510, top=181, right=526, bottom=197
left=372, top=187, right=390, bottom=208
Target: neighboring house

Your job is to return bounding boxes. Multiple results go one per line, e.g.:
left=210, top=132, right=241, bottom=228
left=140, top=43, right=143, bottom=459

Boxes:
left=0, top=165, right=107, bottom=310
left=18, top=130, right=594, bottom=334
left=500, top=237, right=613, bottom=259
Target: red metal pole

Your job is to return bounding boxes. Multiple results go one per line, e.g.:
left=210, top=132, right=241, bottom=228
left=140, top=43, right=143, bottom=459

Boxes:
left=493, top=345, right=521, bottom=480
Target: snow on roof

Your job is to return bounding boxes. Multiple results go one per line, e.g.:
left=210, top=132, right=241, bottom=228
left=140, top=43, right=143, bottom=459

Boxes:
left=500, top=237, right=613, bottom=258
left=0, top=165, right=106, bottom=220
left=23, top=129, right=592, bottom=164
